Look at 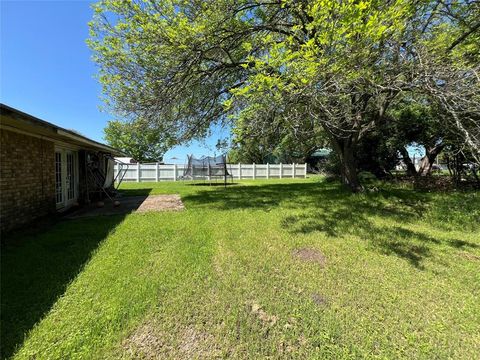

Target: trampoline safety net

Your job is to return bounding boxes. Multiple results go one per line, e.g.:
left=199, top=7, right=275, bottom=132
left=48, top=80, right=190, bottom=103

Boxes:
left=182, top=155, right=230, bottom=181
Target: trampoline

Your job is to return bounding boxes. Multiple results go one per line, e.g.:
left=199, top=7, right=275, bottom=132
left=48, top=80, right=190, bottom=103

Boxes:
left=181, top=154, right=232, bottom=186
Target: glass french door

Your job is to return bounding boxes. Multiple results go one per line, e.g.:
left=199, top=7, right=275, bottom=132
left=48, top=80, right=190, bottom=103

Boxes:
left=55, top=148, right=78, bottom=209
left=55, top=151, right=63, bottom=205
left=66, top=152, right=75, bottom=201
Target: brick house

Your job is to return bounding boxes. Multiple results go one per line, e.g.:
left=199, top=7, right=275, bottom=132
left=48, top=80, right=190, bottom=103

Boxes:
left=0, top=104, right=125, bottom=233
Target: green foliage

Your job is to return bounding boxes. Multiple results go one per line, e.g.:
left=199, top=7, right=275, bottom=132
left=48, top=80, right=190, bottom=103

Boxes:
left=104, top=119, right=171, bottom=162
left=89, top=0, right=480, bottom=188
left=229, top=115, right=325, bottom=164
left=389, top=101, right=444, bottom=147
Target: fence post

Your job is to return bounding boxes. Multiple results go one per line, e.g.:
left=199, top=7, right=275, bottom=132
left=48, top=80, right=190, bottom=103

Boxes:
left=253, top=163, right=256, bottom=180
left=266, top=163, right=270, bottom=179
left=238, top=163, right=241, bottom=180
left=292, top=163, right=295, bottom=178
left=155, top=162, right=159, bottom=182
left=173, top=164, right=177, bottom=181
left=137, top=163, right=141, bottom=182
left=280, top=163, right=283, bottom=179
left=304, top=163, right=307, bottom=178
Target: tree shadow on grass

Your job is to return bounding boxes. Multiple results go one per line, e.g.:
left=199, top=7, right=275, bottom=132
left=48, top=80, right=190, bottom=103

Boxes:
left=278, top=189, right=478, bottom=269
left=187, top=182, right=239, bottom=187
left=117, top=188, right=153, bottom=197
left=279, top=194, right=478, bottom=269
left=183, top=180, right=478, bottom=269
left=182, top=181, right=357, bottom=211
left=0, top=215, right=125, bottom=359
left=183, top=180, right=431, bottom=217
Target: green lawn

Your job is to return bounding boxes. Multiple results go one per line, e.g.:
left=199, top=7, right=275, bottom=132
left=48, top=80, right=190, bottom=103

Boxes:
left=2, top=177, right=479, bottom=359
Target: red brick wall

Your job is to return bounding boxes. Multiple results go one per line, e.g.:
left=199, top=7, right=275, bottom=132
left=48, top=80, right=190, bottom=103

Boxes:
left=0, top=128, right=55, bottom=232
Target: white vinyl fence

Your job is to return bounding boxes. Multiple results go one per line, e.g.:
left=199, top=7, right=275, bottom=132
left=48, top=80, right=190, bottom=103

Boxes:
left=115, top=163, right=307, bottom=182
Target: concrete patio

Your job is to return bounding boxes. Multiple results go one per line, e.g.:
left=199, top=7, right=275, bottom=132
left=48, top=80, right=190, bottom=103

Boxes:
left=66, top=195, right=185, bottom=219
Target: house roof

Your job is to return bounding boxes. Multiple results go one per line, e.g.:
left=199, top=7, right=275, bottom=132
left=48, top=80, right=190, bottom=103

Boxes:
left=0, top=103, right=126, bottom=156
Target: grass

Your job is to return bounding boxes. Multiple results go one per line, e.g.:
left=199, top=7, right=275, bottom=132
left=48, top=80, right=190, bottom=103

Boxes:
left=1, top=177, right=479, bottom=359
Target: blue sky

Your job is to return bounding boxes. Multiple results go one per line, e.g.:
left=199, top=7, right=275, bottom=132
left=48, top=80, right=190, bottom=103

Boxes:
left=1, top=0, right=227, bottom=163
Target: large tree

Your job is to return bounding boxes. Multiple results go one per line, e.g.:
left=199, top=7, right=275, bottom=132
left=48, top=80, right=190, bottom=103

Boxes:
left=89, top=0, right=480, bottom=191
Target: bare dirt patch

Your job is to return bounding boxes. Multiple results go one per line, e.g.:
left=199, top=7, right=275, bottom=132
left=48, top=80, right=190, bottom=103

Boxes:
left=459, top=251, right=480, bottom=261
left=279, top=337, right=308, bottom=355
left=123, top=323, right=220, bottom=359
left=246, top=301, right=278, bottom=327
left=179, top=326, right=220, bottom=358
left=122, top=322, right=167, bottom=359
left=137, top=195, right=185, bottom=213
left=66, top=194, right=185, bottom=218
left=292, top=248, right=327, bottom=267
left=311, top=293, right=328, bottom=306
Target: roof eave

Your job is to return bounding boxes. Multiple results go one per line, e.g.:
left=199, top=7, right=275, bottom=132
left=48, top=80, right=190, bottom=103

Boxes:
left=1, top=103, right=127, bottom=156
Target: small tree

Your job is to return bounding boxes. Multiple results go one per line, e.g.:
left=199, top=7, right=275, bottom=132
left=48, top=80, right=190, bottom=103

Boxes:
left=104, top=119, right=171, bottom=162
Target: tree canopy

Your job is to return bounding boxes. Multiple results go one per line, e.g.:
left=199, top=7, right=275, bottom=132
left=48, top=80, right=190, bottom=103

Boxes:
left=89, top=0, right=480, bottom=191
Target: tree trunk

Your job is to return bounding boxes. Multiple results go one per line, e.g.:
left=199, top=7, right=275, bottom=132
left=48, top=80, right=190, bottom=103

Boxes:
left=418, top=143, right=445, bottom=176
left=332, top=137, right=363, bottom=192
left=399, top=147, right=417, bottom=176
left=471, top=164, right=479, bottom=184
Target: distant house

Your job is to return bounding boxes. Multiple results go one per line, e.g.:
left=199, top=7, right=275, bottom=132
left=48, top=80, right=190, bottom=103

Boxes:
left=0, top=104, right=125, bottom=232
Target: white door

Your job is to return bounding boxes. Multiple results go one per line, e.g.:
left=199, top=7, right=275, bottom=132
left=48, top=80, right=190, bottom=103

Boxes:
left=55, top=148, right=78, bottom=210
